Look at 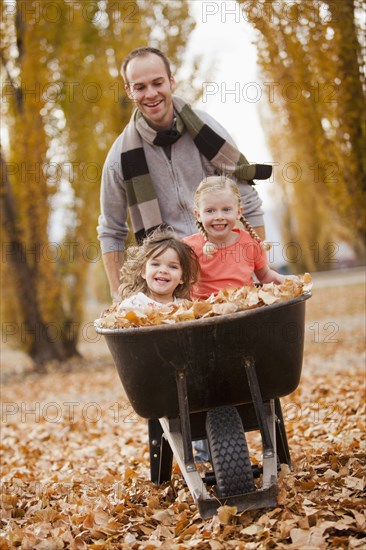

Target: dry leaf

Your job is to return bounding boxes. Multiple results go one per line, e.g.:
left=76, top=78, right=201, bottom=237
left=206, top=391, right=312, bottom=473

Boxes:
left=290, top=526, right=326, bottom=548
left=95, top=274, right=312, bottom=329
left=217, top=505, right=237, bottom=525
left=3, top=273, right=365, bottom=550
left=241, top=524, right=263, bottom=535
left=212, top=302, right=238, bottom=315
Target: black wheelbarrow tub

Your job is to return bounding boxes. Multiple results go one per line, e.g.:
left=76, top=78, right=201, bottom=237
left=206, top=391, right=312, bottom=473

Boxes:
left=96, top=293, right=311, bottom=419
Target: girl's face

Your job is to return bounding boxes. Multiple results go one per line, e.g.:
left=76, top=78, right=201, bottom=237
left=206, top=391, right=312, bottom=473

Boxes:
left=195, top=189, right=242, bottom=244
left=142, top=247, right=183, bottom=303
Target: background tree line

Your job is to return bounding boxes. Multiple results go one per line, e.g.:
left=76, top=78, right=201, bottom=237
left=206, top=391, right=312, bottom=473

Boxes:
left=1, top=0, right=364, bottom=367
left=0, top=0, right=195, bottom=366
left=240, top=0, right=365, bottom=272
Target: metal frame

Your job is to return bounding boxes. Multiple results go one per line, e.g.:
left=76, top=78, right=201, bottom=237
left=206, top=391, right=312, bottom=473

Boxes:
left=148, top=356, right=283, bottom=518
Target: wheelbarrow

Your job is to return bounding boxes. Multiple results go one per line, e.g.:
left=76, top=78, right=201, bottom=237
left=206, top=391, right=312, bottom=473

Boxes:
left=96, top=293, right=311, bottom=518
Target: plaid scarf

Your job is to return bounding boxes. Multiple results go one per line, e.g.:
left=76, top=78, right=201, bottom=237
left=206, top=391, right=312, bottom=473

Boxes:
left=121, top=96, right=272, bottom=243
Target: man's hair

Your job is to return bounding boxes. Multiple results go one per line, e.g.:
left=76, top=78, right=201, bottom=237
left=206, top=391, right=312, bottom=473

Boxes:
left=121, top=47, right=172, bottom=83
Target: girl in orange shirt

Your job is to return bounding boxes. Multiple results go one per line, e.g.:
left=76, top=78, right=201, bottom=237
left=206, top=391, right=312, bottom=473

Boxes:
left=183, top=176, right=286, bottom=300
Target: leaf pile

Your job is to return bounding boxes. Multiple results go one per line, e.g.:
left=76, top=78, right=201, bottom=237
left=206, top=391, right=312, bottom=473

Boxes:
left=1, top=276, right=365, bottom=549
left=95, top=274, right=312, bottom=329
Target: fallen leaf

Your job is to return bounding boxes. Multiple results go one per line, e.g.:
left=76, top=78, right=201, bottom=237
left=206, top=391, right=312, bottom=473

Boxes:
left=241, top=524, right=263, bottom=535
left=290, top=526, right=326, bottom=547
left=217, top=505, right=237, bottom=525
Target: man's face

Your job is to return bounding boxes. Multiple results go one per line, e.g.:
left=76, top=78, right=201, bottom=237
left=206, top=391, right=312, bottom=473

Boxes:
left=125, top=53, right=176, bottom=130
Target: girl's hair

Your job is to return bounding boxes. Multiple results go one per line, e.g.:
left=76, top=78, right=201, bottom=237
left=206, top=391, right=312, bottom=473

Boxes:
left=193, top=175, right=265, bottom=247
left=119, top=227, right=199, bottom=300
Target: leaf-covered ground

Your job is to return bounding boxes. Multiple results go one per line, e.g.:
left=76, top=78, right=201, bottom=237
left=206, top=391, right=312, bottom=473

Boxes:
left=1, top=270, right=365, bottom=549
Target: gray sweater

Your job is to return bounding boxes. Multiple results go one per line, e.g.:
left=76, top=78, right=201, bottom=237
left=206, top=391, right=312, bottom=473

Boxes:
left=97, top=110, right=264, bottom=254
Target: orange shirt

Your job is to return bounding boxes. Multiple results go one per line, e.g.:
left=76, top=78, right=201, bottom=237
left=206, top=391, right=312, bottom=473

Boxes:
left=183, top=228, right=268, bottom=299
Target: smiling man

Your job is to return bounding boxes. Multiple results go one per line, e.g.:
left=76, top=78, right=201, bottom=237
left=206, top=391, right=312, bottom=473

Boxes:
left=97, top=47, right=269, bottom=301
left=124, top=52, right=175, bottom=130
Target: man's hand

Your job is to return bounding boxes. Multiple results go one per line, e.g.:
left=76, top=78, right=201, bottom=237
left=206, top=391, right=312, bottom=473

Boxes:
left=102, top=250, right=124, bottom=302
left=254, top=225, right=265, bottom=242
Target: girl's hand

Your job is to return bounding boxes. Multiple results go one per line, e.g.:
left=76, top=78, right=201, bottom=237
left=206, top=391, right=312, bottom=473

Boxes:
left=255, top=266, right=286, bottom=285
left=284, top=274, right=300, bottom=283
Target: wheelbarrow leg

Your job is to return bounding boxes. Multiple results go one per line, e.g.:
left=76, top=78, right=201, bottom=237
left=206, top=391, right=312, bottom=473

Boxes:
left=274, top=398, right=292, bottom=468
left=244, top=357, right=274, bottom=458
left=243, top=357, right=278, bottom=488
left=263, top=400, right=278, bottom=488
left=175, top=368, right=195, bottom=469
left=159, top=417, right=209, bottom=502
left=148, top=419, right=173, bottom=484
left=155, top=366, right=209, bottom=502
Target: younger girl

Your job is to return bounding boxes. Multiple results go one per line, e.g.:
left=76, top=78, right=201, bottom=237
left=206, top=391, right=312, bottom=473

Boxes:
left=117, top=228, right=199, bottom=312
left=183, top=176, right=286, bottom=300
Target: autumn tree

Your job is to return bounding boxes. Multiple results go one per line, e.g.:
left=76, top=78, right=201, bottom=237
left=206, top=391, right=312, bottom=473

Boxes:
left=241, top=0, right=365, bottom=271
left=0, top=0, right=195, bottom=367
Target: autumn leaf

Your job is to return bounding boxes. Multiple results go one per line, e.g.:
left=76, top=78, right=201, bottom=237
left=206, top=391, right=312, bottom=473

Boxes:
left=1, top=275, right=365, bottom=549
left=217, top=505, right=238, bottom=525
left=95, top=274, right=313, bottom=329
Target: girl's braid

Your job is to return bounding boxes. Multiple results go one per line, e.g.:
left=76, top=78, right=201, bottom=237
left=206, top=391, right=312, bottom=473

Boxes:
left=240, top=215, right=271, bottom=251
left=195, top=219, right=218, bottom=256
left=195, top=219, right=207, bottom=240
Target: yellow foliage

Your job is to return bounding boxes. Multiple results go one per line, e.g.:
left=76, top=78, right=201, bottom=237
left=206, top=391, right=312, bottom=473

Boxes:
left=1, top=0, right=196, bottom=360
left=243, top=0, right=366, bottom=270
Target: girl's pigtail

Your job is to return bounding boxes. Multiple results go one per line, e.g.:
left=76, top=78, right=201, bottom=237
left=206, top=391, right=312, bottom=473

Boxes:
left=195, top=219, right=218, bottom=257
left=240, top=215, right=272, bottom=251
left=195, top=219, right=206, bottom=240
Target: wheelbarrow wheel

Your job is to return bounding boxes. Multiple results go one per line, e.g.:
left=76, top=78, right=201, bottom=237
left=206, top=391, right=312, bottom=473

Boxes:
left=206, top=406, right=255, bottom=498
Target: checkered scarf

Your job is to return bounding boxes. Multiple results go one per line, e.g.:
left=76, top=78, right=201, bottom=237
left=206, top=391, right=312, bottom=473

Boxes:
left=121, top=96, right=272, bottom=243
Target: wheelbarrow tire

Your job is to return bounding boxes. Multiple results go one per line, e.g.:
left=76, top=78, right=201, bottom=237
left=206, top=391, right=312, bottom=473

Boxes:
left=206, top=406, right=255, bottom=498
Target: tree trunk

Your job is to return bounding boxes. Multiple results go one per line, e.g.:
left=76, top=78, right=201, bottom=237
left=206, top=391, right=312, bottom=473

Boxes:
left=1, top=150, right=80, bottom=368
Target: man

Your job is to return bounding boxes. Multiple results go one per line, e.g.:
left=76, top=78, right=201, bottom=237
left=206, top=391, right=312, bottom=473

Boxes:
left=97, top=47, right=269, bottom=301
